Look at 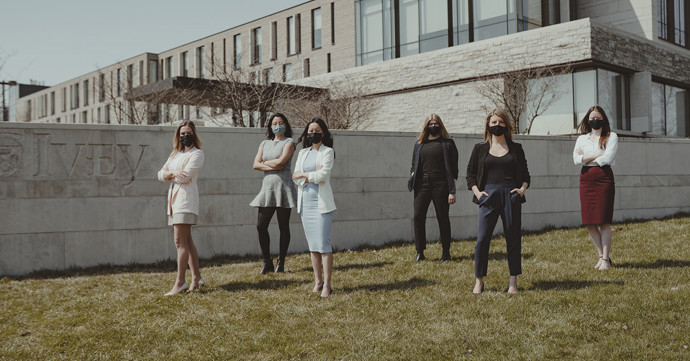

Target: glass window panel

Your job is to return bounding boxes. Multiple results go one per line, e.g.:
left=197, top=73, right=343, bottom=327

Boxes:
left=420, top=0, right=448, bottom=53
left=474, top=0, right=509, bottom=41
left=453, top=0, right=470, bottom=45
left=288, top=16, right=297, bottom=55
left=518, top=0, right=542, bottom=31
left=521, top=73, right=573, bottom=134
left=233, top=35, right=242, bottom=69
left=312, top=8, right=322, bottom=49
left=573, top=69, right=597, bottom=125
left=651, top=82, right=667, bottom=134
left=596, top=69, right=629, bottom=130
left=674, top=0, right=686, bottom=46
left=399, top=0, right=420, bottom=56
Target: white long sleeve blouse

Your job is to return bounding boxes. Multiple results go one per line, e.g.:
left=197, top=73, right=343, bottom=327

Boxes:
left=157, top=147, right=205, bottom=215
left=572, top=132, right=618, bottom=167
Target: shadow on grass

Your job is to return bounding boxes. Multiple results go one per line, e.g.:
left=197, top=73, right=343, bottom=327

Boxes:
left=295, top=261, right=394, bottom=273
left=219, top=279, right=307, bottom=292
left=530, top=279, right=624, bottom=291
left=339, top=277, right=436, bottom=293
left=488, top=252, right=533, bottom=260
left=615, top=259, right=690, bottom=269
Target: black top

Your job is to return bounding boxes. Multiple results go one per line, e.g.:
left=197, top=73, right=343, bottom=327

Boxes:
left=408, top=138, right=459, bottom=194
left=465, top=141, right=530, bottom=204
left=419, top=138, right=445, bottom=174
left=484, top=152, right=516, bottom=185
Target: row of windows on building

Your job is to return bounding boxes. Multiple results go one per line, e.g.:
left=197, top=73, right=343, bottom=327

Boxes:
left=658, top=0, right=689, bottom=48
left=355, top=0, right=570, bottom=66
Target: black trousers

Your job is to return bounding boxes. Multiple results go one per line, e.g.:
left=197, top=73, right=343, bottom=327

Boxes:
left=475, top=184, right=522, bottom=277
left=413, top=172, right=451, bottom=253
left=257, top=207, right=291, bottom=261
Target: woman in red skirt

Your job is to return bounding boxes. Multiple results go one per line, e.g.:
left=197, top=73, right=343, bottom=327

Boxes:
left=573, top=105, right=619, bottom=270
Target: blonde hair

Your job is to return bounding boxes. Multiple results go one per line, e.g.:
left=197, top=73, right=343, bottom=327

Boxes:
left=417, top=113, right=451, bottom=143
left=171, top=120, right=202, bottom=158
left=483, top=109, right=514, bottom=143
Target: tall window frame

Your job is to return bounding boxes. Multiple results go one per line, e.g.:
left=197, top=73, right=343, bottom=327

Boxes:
left=658, top=0, right=689, bottom=48
left=312, top=8, right=323, bottom=49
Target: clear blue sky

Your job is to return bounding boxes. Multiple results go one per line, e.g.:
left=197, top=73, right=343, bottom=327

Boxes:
left=0, top=0, right=307, bottom=86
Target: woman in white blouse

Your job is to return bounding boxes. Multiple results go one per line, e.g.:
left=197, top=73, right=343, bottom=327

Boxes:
left=292, top=118, right=336, bottom=298
left=157, top=121, right=205, bottom=295
left=573, top=106, right=619, bottom=270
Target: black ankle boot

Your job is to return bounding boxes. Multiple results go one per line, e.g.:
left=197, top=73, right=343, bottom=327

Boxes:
left=275, top=259, right=285, bottom=273
left=259, top=259, right=274, bottom=274
left=416, top=252, right=425, bottom=262
left=440, top=250, right=451, bottom=262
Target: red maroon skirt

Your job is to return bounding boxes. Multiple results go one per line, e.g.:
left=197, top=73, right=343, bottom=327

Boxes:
left=579, top=166, right=615, bottom=225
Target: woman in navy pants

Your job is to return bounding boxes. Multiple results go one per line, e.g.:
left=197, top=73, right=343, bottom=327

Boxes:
left=466, top=109, right=530, bottom=295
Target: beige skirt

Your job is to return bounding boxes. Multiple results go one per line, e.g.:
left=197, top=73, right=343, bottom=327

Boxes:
left=168, top=212, right=198, bottom=226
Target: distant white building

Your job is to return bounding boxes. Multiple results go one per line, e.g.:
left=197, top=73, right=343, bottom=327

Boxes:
left=16, top=0, right=690, bottom=137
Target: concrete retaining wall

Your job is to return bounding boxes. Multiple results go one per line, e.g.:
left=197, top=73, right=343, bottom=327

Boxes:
left=1, top=123, right=689, bottom=275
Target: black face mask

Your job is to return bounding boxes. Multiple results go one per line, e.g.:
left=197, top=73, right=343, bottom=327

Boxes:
left=306, top=132, right=323, bottom=144
left=488, top=125, right=506, bottom=136
left=589, top=119, right=603, bottom=130
left=180, top=134, right=194, bottom=147
left=427, top=126, right=441, bottom=136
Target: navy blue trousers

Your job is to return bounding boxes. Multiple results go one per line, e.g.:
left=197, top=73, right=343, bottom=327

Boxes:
left=475, top=183, right=522, bottom=277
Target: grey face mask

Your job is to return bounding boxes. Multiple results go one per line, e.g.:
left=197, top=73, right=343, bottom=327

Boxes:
left=272, top=125, right=286, bottom=136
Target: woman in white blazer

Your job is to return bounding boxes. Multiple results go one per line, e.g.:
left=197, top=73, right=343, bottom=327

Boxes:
left=292, top=118, right=336, bottom=298
left=157, top=121, right=205, bottom=296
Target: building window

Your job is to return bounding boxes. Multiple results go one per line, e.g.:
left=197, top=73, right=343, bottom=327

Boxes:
left=71, top=83, right=80, bottom=109
left=264, top=68, right=274, bottom=84
left=117, top=69, right=122, bottom=96
left=139, top=60, right=144, bottom=85
left=516, top=68, right=630, bottom=135
left=327, top=53, right=332, bottom=72
left=234, top=34, right=242, bottom=69
left=62, top=88, right=67, bottom=112
left=50, top=92, right=55, bottom=115
left=356, top=0, right=547, bottom=66
left=148, top=60, right=158, bottom=84
left=82, top=110, right=88, bottom=124
left=210, top=43, right=215, bottom=76
left=222, top=38, right=227, bottom=71
left=99, top=74, right=105, bottom=102
left=658, top=0, right=688, bottom=48
left=84, top=80, right=89, bottom=106
left=652, top=81, right=689, bottom=137
left=304, top=58, right=310, bottom=77
left=97, top=107, right=101, bottom=123
left=166, top=56, right=174, bottom=78
left=287, top=15, right=301, bottom=55
left=283, top=63, right=293, bottom=82
left=127, top=64, right=134, bottom=90
left=196, top=46, right=205, bottom=78
left=181, top=51, right=189, bottom=76
left=331, top=2, right=336, bottom=44
left=252, top=27, right=262, bottom=65
left=312, top=8, right=322, bottom=49
left=105, top=104, right=111, bottom=124
left=271, top=21, right=278, bottom=60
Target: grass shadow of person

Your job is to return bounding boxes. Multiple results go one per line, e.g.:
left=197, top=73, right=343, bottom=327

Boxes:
left=294, top=261, right=394, bottom=273
left=615, top=259, right=690, bottom=269
left=338, top=277, right=436, bottom=293
left=218, top=279, right=307, bottom=293
left=529, top=279, right=624, bottom=291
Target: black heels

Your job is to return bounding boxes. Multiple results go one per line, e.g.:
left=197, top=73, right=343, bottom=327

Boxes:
left=439, top=250, right=451, bottom=262
left=415, top=252, right=425, bottom=262
left=259, top=259, right=274, bottom=274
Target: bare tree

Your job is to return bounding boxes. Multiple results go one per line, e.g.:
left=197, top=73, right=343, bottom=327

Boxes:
left=474, top=62, right=572, bottom=134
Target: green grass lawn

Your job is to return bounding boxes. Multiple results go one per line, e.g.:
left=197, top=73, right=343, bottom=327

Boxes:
left=2, top=215, right=689, bottom=360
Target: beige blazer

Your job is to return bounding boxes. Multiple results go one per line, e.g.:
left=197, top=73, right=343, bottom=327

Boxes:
left=157, top=148, right=204, bottom=216
left=293, top=145, right=336, bottom=214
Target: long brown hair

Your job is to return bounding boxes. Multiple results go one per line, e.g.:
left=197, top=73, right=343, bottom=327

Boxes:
left=417, top=113, right=450, bottom=143
left=483, top=109, right=514, bottom=144
left=577, top=105, right=611, bottom=149
left=171, top=120, right=202, bottom=158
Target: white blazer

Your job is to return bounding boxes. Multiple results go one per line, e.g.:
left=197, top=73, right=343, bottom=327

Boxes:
left=293, top=145, right=336, bottom=214
left=157, top=147, right=205, bottom=216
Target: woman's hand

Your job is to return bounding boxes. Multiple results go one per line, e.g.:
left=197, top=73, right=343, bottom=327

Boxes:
left=474, top=190, right=489, bottom=200
left=575, top=147, right=583, bottom=155
left=448, top=194, right=456, bottom=205
left=510, top=187, right=526, bottom=197
left=292, top=171, right=309, bottom=183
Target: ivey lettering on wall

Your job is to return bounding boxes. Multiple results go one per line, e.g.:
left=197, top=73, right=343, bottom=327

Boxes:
left=32, top=132, right=149, bottom=179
